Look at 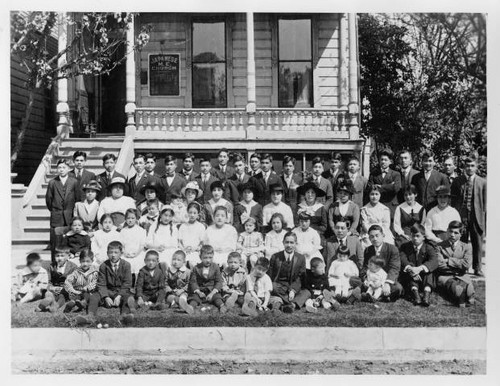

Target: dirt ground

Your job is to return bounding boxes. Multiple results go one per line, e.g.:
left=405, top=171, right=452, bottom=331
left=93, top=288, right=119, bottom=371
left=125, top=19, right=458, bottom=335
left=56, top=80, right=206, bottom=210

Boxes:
left=13, top=357, right=485, bottom=375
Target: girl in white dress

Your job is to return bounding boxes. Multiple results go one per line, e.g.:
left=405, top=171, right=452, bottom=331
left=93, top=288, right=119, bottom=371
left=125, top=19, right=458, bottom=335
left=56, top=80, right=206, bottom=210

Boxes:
left=203, top=205, right=238, bottom=267
left=91, top=214, right=120, bottom=267
left=360, top=186, right=394, bottom=248
left=292, top=212, right=323, bottom=269
left=178, top=202, right=206, bottom=268
left=145, top=207, right=179, bottom=267
left=120, top=208, right=147, bottom=276
left=264, top=212, right=286, bottom=259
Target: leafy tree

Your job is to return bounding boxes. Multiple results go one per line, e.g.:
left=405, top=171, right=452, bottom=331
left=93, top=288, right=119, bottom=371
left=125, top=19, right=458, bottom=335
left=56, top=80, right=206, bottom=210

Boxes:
left=10, top=12, right=151, bottom=169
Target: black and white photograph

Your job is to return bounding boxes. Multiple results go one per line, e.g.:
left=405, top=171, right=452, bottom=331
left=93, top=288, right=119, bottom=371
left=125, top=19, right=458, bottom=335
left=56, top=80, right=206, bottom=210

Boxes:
left=5, top=0, right=499, bottom=380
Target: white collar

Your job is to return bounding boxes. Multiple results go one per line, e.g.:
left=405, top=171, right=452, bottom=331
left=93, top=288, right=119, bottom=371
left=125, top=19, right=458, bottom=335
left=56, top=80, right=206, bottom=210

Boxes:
left=65, top=230, right=88, bottom=236
left=298, top=202, right=323, bottom=211
left=169, top=265, right=187, bottom=274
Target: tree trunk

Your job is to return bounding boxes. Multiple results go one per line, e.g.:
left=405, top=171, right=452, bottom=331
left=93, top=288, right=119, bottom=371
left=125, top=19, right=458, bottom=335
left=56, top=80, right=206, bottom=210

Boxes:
left=11, top=88, right=35, bottom=170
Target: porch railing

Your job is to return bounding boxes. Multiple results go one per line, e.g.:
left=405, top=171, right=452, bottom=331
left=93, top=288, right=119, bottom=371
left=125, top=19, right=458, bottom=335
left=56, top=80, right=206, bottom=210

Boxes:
left=135, top=108, right=358, bottom=139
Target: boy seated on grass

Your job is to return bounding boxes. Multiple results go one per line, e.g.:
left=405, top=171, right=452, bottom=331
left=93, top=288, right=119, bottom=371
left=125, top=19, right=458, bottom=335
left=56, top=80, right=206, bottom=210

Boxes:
left=79, top=241, right=136, bottom=325
left=37, top=246, right=77, bottom=312
left=12, top=253, right=49, bottom=305
left=165, top=250, right=192, bottom=314
left=399, top=223, right=439, bottom=307
left=304, top=257, right=340, bottom=313
left=268, top=231, right=309, bottom=313
left=63, top=249, right=98, bottom=313
left=187, top=245, right=227, bottom=314
left=132, top=249, right=167, bottom=311
left=435, top=221, right=475, bottom=307
left=221, top=252, right=247, bottom=309
left=242, top=257, right=272, bottom=316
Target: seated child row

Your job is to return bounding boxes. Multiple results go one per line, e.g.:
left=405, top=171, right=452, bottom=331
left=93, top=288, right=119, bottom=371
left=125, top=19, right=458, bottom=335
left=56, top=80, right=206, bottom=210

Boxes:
left=14, top=220, right=475, bottom=324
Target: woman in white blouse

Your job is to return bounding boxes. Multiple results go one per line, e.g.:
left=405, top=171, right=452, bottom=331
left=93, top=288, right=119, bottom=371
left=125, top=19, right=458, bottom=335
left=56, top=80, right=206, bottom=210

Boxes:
left=97, top=177, right=136, bottom=229
left=360, top=185, right=394, bottom=248
left=393, top=184, right=425, bottom=247
left=424, top=185, right=460, bottom=244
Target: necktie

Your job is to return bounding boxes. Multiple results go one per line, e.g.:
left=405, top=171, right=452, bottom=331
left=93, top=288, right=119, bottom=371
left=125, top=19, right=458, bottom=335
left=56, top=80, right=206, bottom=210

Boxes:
left=76, top=170, right=81, bottom=181
left=113, top=263, right=118, bottom=273
left=382, top=170, right=387, bottom=179
left=264, top=172, right=269, bottom=185
left=136, top=175, right=141, bottom=186
left=107, top=173, right=111, bottom=181
left=451, top=243, right=455, bottom=252
left=464, top=176, right=473, bottom=212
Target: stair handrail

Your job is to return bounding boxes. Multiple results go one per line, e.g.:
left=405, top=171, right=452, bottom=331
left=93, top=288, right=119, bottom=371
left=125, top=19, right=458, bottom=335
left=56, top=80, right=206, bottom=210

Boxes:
left=21, top=127, right=71, bottom=209
left=115, top=134, right=135, bottom=179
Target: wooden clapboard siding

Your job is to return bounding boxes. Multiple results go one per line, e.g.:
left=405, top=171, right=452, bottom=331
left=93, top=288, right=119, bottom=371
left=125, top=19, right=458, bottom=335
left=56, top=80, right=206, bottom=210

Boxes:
left=315, top=13, right=340, bottom=108
left=253, top=14, right=273, bottom=107
left=11, top=33, right=57, bottom=185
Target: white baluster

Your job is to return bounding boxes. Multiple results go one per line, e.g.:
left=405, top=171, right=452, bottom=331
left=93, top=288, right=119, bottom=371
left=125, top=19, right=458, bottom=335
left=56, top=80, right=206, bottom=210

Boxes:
left=168, top=112, right=175, bottom=131
left=184, top=112, right=190, bottom=131
left=230, top=112, right=236, bottom=131
left=298, top=112, right=305, bottom=131
left=330, top=112, right=338, bottom=131
left=198, top=112, right=204, bottom=131
left=289, top=111, right=298, bottom=132
left=215, top=112, right=221, bottom=131
left=339, top=112, right=346, bottom=132
left=145, top=111, right=152, bottom=131
left=153, top=112, right=159, bottom=131
left=266, top=111, right=272, bottom=130
left=177, top=112, right=183, bottom=132
left=222, top=112, right=228, bottom=131
left=238, top=112, right=244, bottom=131
left=207, top=112, right=213, bottom=131
left=258, top=111, right=265, bottom=131
left=137, top=111, right=143, bottom=130
left=281, top=111, right=289, bottom=131
left=273, top=111, right=280, bottom=131
left=160, top=112, right=167, bottom=131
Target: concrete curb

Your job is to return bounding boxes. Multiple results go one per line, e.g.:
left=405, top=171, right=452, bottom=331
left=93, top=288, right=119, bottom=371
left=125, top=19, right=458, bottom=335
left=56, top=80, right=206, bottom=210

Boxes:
left=12, top=327, right=486, bottom=352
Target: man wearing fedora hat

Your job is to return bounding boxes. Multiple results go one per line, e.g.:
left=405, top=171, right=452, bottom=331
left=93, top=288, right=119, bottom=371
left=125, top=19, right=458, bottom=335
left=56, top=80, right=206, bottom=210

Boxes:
left=97, top=176, right=136, bottom=228
left=262, top=183, right=294, bottom=233
left=74, top=180, right=102, bottom=231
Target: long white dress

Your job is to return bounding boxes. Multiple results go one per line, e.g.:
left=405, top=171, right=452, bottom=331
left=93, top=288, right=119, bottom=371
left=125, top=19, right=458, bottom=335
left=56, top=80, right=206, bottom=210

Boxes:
left=292, top=227, right=323, bottom=269
left=120, top=225, right=147, bottom=274
left=91, top=228, right=121, bottom=267
left=360, top=202, right=394, bottom=248
left=203, top=224, right=238, bottom=266
left=178, top=221, right=206, bottom=267
left=145, top=221, right=179, bottom=267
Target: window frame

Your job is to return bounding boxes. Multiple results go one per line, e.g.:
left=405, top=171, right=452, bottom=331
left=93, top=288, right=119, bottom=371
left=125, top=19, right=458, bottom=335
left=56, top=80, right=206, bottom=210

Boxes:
left=191, top=17, right=228, bottom=108
left=276, top=16, right=314, bottom=108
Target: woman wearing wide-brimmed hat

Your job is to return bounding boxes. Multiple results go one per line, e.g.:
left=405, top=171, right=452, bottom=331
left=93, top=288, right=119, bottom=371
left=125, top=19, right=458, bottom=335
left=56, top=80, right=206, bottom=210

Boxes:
left=233, top=182, right=263, bottom=233
left=97, top=176, right=136, bottom=228
left=73, top=180, right=102, bottom=231
left=327, top=180, right=360, bottom=237
left=424, top=185, right=461, bottom=244
left=137, top=181, right=165, bottom=215
left=296, top=181, right=328, bottom=240
left=174, top=181, right=207, bottom=224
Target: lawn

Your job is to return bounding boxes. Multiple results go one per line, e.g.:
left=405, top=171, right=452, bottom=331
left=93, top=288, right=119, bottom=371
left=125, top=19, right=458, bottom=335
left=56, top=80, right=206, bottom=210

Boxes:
left=11, top=281, right=485, bottom=328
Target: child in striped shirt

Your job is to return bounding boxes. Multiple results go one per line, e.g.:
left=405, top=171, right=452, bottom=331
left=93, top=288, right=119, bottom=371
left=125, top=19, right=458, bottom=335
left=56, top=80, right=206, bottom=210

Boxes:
left=237, top=217, right=264, bottom=270
left=63, top=249, right=98, bottom=313
left=221, top=252, right=247, bottom=308
left=165, top=250, right=192, bottom=314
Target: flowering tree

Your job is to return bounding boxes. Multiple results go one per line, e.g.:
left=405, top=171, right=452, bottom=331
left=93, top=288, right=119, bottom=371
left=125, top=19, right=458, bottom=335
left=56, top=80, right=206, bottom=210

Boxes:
left=10, top=11, right=151, bottom=169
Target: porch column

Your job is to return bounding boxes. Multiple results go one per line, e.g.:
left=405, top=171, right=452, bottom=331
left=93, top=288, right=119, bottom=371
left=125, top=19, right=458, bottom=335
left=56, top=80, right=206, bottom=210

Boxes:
left=246, top=12, right=256, bottom=139
left=56, top=12, right=72, bottom=136
left=339, top=13, right=349, bottom=110
left=348, top=13, right=360, bottom=139
left=125, top=14, right=137, bottom=136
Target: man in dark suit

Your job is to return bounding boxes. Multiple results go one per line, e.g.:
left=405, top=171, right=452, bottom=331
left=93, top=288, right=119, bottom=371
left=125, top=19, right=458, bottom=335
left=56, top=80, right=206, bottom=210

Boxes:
left=69, top=151, right=96, bottom=202
left=85, top=241, right=135, bottom=324
left=249, top=153, right=283, bottom=207
left=195, top=157, right=220, bottom=204
left=369, top=149, right=401, bottom=219
left=411, top=150, right=449, bottom=211
left=350, top=225, right=402, bottom=302
left=399, top=224, right=439, bottom=306
left=324, top=218, right=364, bottom=273
left=443, top=156, right=459, bottom=185
left=281, top=155, right=303, bottom=216
left=212, top=148, right=235, bottom=183
left=268, top=231, right=309, bottom=313
left=160, top=154, right=188, bottom=203
left=46, top=159, right=79, bottom=263
left=128, top=153, right=154, bottom=204
left=248, top=152, right=262, bottom=177
left=96, top=153, right=126, bottom=201
left=309, top=156, right=334, bottom=207
left=450, top=153, right=486, bottom=276
left=397, top=150, right=419, bottom=204
left=179, top=152, right=199, bottom=182
left=144, top=153, right=163, bottom=180
left=224, top=153, right=250, bottom=204
left=345, top=155, right=368, bottom=208
left=322, top=152, right=344, bottom=195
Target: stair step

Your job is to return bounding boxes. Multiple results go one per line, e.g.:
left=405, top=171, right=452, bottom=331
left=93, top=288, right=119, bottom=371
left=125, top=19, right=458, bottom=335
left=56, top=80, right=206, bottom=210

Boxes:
left=32, top=204, right=49, bottom=210
left=12, top=238, right=49, bottom=246
left=26, top=215, right=50, bottom=221
left=24, top=227, right=50, bottom=234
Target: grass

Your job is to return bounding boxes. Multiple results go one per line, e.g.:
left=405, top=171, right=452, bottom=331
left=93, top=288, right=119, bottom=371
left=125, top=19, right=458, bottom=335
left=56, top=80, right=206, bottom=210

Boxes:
left=11, top=281, right=485, bottom=329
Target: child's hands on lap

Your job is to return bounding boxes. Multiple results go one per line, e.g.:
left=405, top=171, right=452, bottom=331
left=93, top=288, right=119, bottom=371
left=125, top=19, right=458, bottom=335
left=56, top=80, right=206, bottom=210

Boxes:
left=196, top=290, right=206, bottom=299
left=174, top=289, right=184, bottom=296
left=137, top=297, right=145, bottom=307
left=207, top=290, right=216, bottom=302
left=104, top=297, right=114, bottom=307
left=113, top=295, right=122, bottom=307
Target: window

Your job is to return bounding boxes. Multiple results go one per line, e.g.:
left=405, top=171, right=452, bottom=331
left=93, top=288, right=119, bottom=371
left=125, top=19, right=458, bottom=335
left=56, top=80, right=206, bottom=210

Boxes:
left=278, top=18, right=313, bottom=108
left=192, top=21, right=227, bottom=108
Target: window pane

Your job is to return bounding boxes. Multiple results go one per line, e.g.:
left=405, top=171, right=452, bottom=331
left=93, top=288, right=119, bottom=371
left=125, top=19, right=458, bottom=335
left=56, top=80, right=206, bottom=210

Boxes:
left=193, top=22, right=225, bottom=62
left=192, top=63, right=227, bottom=108
left=279, top=62, right=312, bottom=108
left=279, top=19, right=311, bottom=61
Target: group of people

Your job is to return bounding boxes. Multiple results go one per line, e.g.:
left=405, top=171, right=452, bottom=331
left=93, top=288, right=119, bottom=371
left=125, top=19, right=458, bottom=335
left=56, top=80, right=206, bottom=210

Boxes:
left=11, top=147, right=486, bottom=324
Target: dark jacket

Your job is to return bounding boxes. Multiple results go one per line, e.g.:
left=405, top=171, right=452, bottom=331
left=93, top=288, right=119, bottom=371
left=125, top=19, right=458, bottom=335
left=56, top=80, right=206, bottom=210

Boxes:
left=304, top=269, right=329, bottom=295
left=362, top=243, right=401, bottom=283
left=411, top=170, right=449, bottom=211
left=224, top=173, right=250, bottom=204
left=47, top=260, right=78, bottom=289
left=233, top=202, right=263, bottom=233
left=97, top=259, right=132, bottom=298
left=45, top=176, right=79, bottom=227
left=195, top=173, right=221, bottom=204
left=324, top=235, right=364, bottom=272
left=128, top=173, right=155, bottom=203
left=69, top=169, right=96, bottom=202
left=160, top=173, right=188, bottom=203
left=268, top=251, right=306, bottom=293
left=63, top=232, right=91, bottom=255
left=398, top=167, right=419, bottom=203
left=450, top=174, right=486, bottom=232
left=135, top=266, right=166, bottom=298
left=189, top=262, right=223, bottom=293
left=96, top=171, right=126, bottom=201
left=213, top=165, right=236, bottom=183
left=368, top=168, right=401, bottom=213
left=399, top=241, right=439, bottom=273
left=249, top=171, right=283, bottom=207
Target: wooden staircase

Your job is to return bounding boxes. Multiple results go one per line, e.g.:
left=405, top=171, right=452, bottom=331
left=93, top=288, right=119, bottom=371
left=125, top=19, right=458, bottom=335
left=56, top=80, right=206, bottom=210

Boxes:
left=12, top=137, right=125, bottom=257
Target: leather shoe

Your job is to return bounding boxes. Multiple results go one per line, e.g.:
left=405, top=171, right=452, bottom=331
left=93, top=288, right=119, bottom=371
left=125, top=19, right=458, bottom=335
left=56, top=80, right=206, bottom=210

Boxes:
left=474, top=270, right=484, bottom=277
left=412, top=289, right=421, bottom=306
left=421, top=291, right=431, bottom=307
